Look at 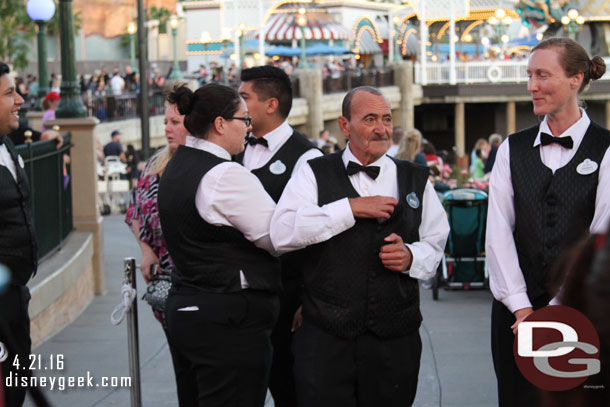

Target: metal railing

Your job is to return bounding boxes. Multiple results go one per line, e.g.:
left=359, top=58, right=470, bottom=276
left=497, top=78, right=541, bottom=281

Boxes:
left=415, top=57, right=610, bottom=85
left=16, top=134, right=73, bottom=260
left=322, top=68, right=395, bottom=94
left=82, top=91, right=166, bottom=122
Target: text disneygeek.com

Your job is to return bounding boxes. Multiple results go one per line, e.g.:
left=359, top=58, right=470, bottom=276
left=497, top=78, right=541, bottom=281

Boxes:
left=4, top=371, right=132, bottom=391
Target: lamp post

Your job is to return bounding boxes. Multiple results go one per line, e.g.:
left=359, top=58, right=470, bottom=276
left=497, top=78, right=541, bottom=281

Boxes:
left=488, top=8, right=512, bottom=49
left=238, top=22, right=246, bottom=68
left=562, top=9, right=585, bottom=40
left=26, top=0, right=55, bottom=111
left=221, top=28, right=231, bottom=83
left=169, top=15, right=182, bottom=80
left=55, top=0, right=86, bottom=118
left=200, top=31, right=211, bottom=74
left=296, top=8, right=308, bottom=69
left=393, top=16, right=402, bottom=62
left=127, top=22, right=137, bottom=72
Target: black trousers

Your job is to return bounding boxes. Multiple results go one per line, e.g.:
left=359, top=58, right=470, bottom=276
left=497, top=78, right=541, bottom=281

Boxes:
left=491, top=299, right=541, bottom=407
left=160, top=319, right=198, bottom=406
left=268, top=272, right=300, bottom=407
left=0, top=285, right=31, bottom=407
left=167, top=290, right=279, bottom=407
left=293, top=322, right=422, bottom=407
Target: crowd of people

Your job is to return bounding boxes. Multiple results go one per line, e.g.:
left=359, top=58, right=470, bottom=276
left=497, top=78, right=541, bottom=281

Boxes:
left=1, top=37, right=610, bottom=407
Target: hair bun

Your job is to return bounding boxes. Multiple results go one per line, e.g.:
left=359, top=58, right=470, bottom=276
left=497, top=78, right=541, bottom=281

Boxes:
left=589, top=56, right=606, bottom=80
left=169, top=85, right=195, bottom=116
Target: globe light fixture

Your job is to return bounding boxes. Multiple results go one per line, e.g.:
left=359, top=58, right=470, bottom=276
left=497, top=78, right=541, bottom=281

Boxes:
left=27, top=0, right=56, bottom=110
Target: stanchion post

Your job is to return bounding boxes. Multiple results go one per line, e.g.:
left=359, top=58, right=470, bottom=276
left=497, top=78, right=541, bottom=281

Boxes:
left=124, top=257, right=142, bottom=407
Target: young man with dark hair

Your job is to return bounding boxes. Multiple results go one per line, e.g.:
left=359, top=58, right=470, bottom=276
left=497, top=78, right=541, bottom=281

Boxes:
left=0, top=62, right=38, bottom=407
left=236, top=65, right=321, bottom=407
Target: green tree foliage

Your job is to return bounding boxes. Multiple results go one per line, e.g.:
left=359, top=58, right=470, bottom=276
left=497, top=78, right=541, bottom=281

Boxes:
left=0, top=0, right=34, bottom=70
left=149, top=6, right=170, bottom=34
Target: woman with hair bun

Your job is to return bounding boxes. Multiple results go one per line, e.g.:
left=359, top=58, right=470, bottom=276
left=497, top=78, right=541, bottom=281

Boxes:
left=157, top=83, right=280, bottom=406
left=487, top=37, right=610, bottom=406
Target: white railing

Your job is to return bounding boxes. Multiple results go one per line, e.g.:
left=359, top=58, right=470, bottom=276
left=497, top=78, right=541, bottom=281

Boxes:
left=415, top=57, right=610, bottom=85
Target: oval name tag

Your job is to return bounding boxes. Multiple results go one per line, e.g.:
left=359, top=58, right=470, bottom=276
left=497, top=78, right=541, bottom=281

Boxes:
left=406, top=192, right=420, bottom=209
left=576, top=159, right=598, bottom=176
left=269, top=160, right=286, bottom=175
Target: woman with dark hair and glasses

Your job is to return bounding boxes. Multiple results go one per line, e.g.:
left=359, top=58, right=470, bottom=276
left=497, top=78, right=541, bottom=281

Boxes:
left=158, top=83, right=280, bottom=406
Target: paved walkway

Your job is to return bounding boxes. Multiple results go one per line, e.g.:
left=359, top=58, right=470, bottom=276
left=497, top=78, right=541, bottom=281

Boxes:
left=27, top=215, right=497, bottom=406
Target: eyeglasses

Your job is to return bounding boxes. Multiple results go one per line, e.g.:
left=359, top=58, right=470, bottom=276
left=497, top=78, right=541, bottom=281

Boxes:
left=229, top=116, right=252, bottom=127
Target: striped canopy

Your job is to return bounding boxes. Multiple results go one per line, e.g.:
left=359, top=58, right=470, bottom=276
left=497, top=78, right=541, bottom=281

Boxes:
left=262, top=3, right=353, bottom=41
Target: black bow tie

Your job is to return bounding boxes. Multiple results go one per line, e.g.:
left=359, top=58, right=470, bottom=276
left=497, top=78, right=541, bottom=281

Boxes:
left=346, top=161, right=380, bottom=180
left=540, top=132, right=573, bottom=149
left=245, top=136, right=268, bottom=148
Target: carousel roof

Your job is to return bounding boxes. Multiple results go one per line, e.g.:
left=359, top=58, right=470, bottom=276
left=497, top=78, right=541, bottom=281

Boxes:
left=261, top=1, right=353, bottom=41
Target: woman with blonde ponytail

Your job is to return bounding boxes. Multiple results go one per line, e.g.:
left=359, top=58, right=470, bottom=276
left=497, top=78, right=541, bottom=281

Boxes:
left=124, top=83, right=193, bottom=404
left=487, top=37, right=610, bottom=407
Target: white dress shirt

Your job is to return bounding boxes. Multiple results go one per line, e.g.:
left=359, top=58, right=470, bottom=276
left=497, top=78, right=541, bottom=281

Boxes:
left=486, top=110, right=610, bottom=312
left=186, top=136, right=277, bottom=288
left=0, top=143, right=17, bottom=181
left=242, top=120, right=322, bottom=173
left=271, top=144, right=449, bottom=280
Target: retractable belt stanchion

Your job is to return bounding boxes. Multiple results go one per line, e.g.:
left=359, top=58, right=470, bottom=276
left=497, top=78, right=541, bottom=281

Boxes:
left=110, top=258, right=141, bottom=407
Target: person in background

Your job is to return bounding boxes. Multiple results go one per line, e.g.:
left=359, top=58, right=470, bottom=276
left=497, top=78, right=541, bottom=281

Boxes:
left=487, top=37, right=610, bottom=407
left=158, top=83, right=281, bottom=406
left=125, top=144, right=140, bottom=189
left=110, top=68, right=125, bottom=96
left=41, top=91, right=59, bottom=132
left=396, top=128, right=428, bottom=167
left=469, top=138, right=489, bottom=175
left=472, top=149, right=486, bottom=179
left=315, top=128, right=330, bottom=148
left=484, top=133, right=503, bottom=174
left=386, top=125, right=404, bottom=157
left=125, top=84, right=194, bottom=405
left=103, top=130, right=126, bottom=162
left=124, top=65, right=137, bottom=93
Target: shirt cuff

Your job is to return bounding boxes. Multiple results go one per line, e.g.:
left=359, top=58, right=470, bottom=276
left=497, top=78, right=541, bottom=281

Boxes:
left=403, top=244, right=434, bottom=280
left=503, top=293, right=533, bottom=314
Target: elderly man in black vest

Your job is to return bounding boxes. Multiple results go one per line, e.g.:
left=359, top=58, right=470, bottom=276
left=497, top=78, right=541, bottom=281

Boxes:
left=0, top=62, right=38, bottom=407
left=271, top=86, right=449, bottom=407
left=235, top=65, right=321, bottom=407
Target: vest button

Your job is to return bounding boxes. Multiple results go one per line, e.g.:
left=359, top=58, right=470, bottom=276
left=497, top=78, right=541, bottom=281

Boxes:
left=541, top=261, right=547, bottom=268
left=545, top=241, right=553, bottom=249
left=371, top=272, right=377, bottom=278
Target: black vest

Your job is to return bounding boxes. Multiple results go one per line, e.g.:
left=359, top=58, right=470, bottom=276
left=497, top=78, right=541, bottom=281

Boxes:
left=510, top=122, right=610, bottom=303
left=234, top=130, right=316, bottom=203
left=0, top=136, right=37, bottom=285
left=303, top=152, right=429, bottom=339
left=158, top=145, right=281, bottom=293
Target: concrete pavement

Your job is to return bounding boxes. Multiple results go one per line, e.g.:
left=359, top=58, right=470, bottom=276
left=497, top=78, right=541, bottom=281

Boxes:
left=26, top=214, right=497, bottom=406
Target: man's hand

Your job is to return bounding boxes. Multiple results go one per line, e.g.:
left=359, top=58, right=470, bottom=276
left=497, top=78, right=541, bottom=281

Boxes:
left=348, top=196, right=397, bottom=219
left=379, top=233, right=412, bottom=272
left=511, top=307, right=534, bottom=335
left=40, top=130, right=63, bottom=149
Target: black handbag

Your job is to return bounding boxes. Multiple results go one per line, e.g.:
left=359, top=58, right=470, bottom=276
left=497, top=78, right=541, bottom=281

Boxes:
left=142, top=265, right=172, bottom=313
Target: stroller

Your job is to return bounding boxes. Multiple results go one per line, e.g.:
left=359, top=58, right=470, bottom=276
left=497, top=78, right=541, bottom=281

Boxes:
left=432, top=188, right=488, bottom=300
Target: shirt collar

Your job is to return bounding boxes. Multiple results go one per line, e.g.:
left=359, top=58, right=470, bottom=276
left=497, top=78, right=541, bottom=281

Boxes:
left=259, top=120, right=292, bottom=151
left=341, top=142, right=390, bottom=172
left=535, top=109, right=590, bottom=147
left=185, top=135, right=231, bottom=160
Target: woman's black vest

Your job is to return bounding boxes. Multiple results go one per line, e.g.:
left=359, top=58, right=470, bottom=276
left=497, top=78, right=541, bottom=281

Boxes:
left=158, top=145, right=281, bottom=293
left=509, top=122, right=610, bottom=304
